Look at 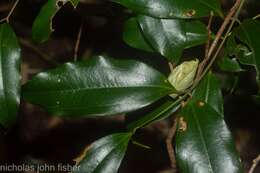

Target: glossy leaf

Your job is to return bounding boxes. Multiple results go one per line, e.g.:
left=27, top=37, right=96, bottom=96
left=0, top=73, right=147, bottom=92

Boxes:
left=224, top=34, right=253, bottom=67
left=22, top=55, right=175, bottom=117
left=127, top=98, right=181, bottom=131
left=217, top=34, right=245, bottom=73
left=225, top=34, right=237, bottom=54
left=123, top=18, right=153, bottom=52
left=73, top=133, right=132, bottom=173
left=0, top=23, right=21, bottom=128
left=193, top=72, right=224, bottom=115
left=215, top=73, right=239, bottom=94
left=138, top=16, right=208, bottom=63
left=112, top=0, right=222, bottom=19
left=123, top=16, right=208, bottom=62
left=218, top=57, right=243, bottom=73
left=236, top=45, right=254, bottom=65
left=32, top=0, right=79, bottom=43
left=32, top=0, right=61, bottom=42
left=234, top=19, right=260, bottom=86
left=175, top=101, right=243, bottom=173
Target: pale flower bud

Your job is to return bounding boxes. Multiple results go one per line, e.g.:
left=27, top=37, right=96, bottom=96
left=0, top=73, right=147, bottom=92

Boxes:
left=168, top=59, right=199, bottom=97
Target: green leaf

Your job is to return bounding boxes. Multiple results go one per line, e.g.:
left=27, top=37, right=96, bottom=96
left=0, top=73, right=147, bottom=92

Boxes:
left=32, top=0, right=79, bottom=43
left=32, top=0, right=61, bottom=42
left=217, top=34, right=244, bottom=73
left=224, top=34, right=253, bottom=67
left=175, top=101, right=243, bottom=173
left=123, top=16, right=208, bottom=63
left=0, top=23, right=21, bottom=128
left=127, top=98, right=181, bottom=131
left=73, top=133, right=132, bottom=173
left=226, top=34, right=237, bottom=54
left=192, top=72, right=224, bottom=115
left=22, top=55, right=175, bottom=117
left=123, top=18, right=153, bottom=52
left=236, top=45, right=254, bottom=65
left=234, top=19, right=260, bottom=87
left=218, top=57, right=243, bottom=73
left=215, top=73, right=239, bottom=94
left=112, top=0, right=222, bottom=19
left=138, top=16, right=208, bottom=63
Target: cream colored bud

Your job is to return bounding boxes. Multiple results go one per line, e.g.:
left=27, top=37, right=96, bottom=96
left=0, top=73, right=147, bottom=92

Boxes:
left=168, top=59, right=199, bottom=97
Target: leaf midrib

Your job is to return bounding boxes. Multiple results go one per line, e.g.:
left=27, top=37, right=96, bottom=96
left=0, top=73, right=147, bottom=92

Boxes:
left=191, top=105, right=214, bottom=173
left=80, top=134, right=130, bottom=173
left=91, top=136, right=130, bottom=173
left=25, top=85, right=174, bottom=94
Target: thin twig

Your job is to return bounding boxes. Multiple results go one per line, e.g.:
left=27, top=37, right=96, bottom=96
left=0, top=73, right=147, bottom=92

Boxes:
left=196, top=11, right=214, bottom=78
left=168, top=62, right=174, bottom=72
left=207, top=0, right=241, bottom=60
left=20, top=38, right=58, bottom=66
left=74, top=23, right=83, bottom=61
left=248, top=155, right=260, bottom=173
left=0, top=0, right=19, bottom=23
left=200, top=0, right=245, bottom=79
left=205, top=0, right=245, bottom=73
left=231, top=17, right=242, bottom=24
left=166, top=118, right=178, bottom=170
left=205, top=11, right=214, bottom=59
left=191, top=0, right=243, bottom=90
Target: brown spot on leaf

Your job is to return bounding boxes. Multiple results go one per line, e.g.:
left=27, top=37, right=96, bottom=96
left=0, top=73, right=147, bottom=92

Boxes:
left=185, top=9, right=196, bottom=17
left=197, top=101, right=205, bottom=107
left=179, top=117, right=187, bottom=132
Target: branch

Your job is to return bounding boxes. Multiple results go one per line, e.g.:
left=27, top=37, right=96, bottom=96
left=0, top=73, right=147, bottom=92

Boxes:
left=166, top=118, right=178, bottom=171
left=0, top=0, right=19, bottom=23
left=248, top=155, right=260, bottom=173
left=74, top=23, right=83, bottom=61
left=205, top=11, right=214, bottom=59
left=168, top=62, right=174, bottom=72
left=207, top=0, right=241, bottom=59
left=196, top=11, right=214, bottom=78
left=191, top=0, right=244, bottom=91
